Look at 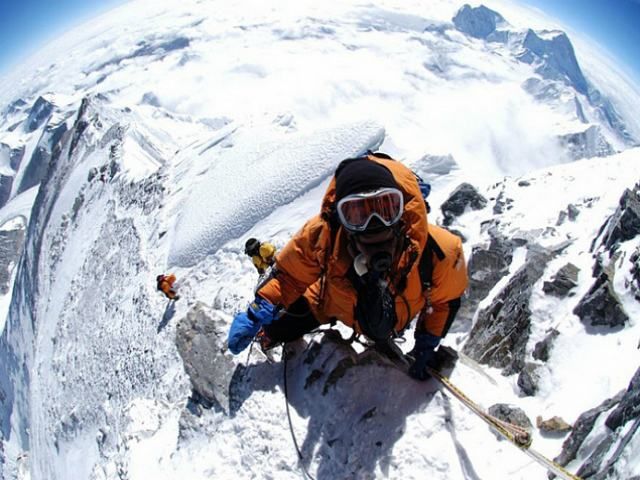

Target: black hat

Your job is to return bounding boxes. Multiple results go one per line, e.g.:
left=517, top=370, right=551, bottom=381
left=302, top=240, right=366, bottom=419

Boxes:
left=245, top=238, right=260, bottom=256
left=334, top=157, right=398, bottom=201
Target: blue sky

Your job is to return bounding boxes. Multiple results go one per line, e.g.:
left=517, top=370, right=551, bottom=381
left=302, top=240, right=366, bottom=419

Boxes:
left=0, top=0, right=126, bottom=73
left=0, top=0, right=639, bottom=81
left=522, top=0, right=640, bottom=81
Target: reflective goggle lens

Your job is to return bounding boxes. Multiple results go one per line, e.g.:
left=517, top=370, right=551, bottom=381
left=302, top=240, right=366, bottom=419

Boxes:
left=337, top=188, right=404, bottom=232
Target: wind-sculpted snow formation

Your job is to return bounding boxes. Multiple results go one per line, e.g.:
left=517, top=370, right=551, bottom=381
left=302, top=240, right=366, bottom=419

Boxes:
left=0, top=1, right=640, bottom=479
left=168, top=121, right=384, bottom=267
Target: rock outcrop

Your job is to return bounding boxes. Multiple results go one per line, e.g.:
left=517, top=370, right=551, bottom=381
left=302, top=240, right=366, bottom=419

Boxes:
left=0, top=144, right=24, bottom=208
left=543, top=263, right=579, bottom=297
left=517, top=362, right=542, bottom=397
left=488, top=404, right=532, bottom=430
left=596, top=183, right=640, bottom=252
left=573, top=272, right=629, bottom=329
left=452, top=4, right=506, bottom=40
left=440, top=182, right=488, bottom=226
left=0, top=227, right=26, bottom=295
left=573, top=369, right=640, bottom=479
left=553, top=391, right=625, bottom=474
left=532, top=328, right=560, bottom=362
left=558, top=125, right=615, bottom=161
left=556, top=204, right=580, bottom=225
left=463, top=245, right=552, bottom=375
left=536, top=416, right=572, bottom=434
left=518, top=29, right=588, bottom=95
left=630, top=246, right=640, bottom=301
left=25, top=96, right=54, bottom=132
left=456, top=228, right=514, bottom=326
left=175, top=302, right=237, bottom=412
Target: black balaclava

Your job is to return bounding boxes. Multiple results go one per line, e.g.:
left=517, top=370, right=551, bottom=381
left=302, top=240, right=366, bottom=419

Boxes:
left=335, top=157, right=399, bottom=202
left=334, top=159, right=401, bottom=342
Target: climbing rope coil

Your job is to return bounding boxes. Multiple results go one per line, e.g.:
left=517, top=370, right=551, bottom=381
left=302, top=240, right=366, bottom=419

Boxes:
left=426, top=366, right=584, bottom=480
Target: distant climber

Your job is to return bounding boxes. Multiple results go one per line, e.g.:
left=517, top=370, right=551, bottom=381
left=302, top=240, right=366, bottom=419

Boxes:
left=244, top=238, right=276, bottom=275
left=157, top=273, right=180, bottom=301
left=228, top=152, right=468, bottom=380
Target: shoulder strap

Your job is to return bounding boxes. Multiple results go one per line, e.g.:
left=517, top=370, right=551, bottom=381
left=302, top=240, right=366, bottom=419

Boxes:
left=419, top=234, right=445, bottom=289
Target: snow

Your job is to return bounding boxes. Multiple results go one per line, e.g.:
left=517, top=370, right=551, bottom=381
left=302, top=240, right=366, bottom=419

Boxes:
left=0, top=0, right=640, bottom=479
left=168, top=120, right=384, bottom=267
left=0, top=186, right=38, bottom=333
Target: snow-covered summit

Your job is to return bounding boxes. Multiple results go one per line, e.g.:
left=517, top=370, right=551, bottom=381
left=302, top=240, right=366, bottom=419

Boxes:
left=518, top=29, right=588, bottom=95
left=452, top=4, right=507, bottom=39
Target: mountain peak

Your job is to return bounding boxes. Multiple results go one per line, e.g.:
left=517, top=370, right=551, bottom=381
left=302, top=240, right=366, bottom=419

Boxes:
left=519, top=28, right=589, bottom=95
left=452, top=4, right=506, bottom=39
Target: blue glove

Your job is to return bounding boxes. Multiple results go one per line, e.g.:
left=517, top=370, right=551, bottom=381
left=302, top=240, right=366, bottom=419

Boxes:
left=408, top=333, right=441, bottom=381
left=227, top=297, right=279, bottom=354
left=247, top=297, right=279, bottom=325
left=228, top=311, right=260, bottom=354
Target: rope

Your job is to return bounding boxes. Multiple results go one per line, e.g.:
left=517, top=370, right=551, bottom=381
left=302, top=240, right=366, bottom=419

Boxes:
left=425, top=367, right=583, bottom=480
left=283, top=347, right=316, bottom=480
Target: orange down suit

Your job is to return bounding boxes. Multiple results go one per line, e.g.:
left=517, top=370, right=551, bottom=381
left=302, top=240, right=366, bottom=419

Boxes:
left=258, top=155, right=468, bottom=338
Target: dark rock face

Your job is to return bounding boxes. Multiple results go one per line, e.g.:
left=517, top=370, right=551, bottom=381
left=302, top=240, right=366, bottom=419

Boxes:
left=0, top=227, right=26, bottom=295
left=518, top=29, right=588, bottom=95
left=606, top=367, right=640, bottom=431
left=517, top=362, right=542, bottom=396
left=175, top=302, right=237, bottom=413
left=25, top=96, right=54, bottom=132
left=630, top=246, right=640, bottom=301
left=0, top=175, right=13, bottom=209
left=452, top=4, right=505, bottom=39
left=532, top=328, right=560, bottom=362
left=552, top=368, right=640, bottom=479
left=456, top=229, right=514, bottom=326
left=573, top=272, right=629, bottom=329
left=0, top=144, right=24, bottom=208
left=5, top=98, right=27, bottom=115
left=567, top=204, right=580, bottom=221
left=576, top=416, right=640, bottom=480
left=492, top=190, right=513, bottom=214
left=598, top=183, right=640, bottom=252
left=543, top=263, right=579, bottom=297
left=553, top=391, right=624, bottom=471
left=558, top=126, right=615, bottom=161
left=487, top=404, right=532, bottom=430
left=441, top=182, right=488, bottom=226
left=463, top=246, right=552, bottom=375
left=17, top=122, right=69, bottom=195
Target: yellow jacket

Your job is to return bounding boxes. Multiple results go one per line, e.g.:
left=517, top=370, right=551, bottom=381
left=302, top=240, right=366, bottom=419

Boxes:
left=252, top=242, right=276, bottom=273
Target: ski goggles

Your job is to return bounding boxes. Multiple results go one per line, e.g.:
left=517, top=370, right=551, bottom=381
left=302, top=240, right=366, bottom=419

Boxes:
left=336, top=187, right=404, bottom=232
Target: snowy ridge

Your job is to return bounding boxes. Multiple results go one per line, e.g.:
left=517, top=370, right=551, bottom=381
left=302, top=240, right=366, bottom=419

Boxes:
left=168, top=121, right=384, bottom=267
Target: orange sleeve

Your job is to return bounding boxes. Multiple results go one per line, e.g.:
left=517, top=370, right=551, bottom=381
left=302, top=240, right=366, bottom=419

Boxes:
left=428, top=225, right=468, bottom=305
left=418, top=299, right=461, bottom=337
left=420, top=225, right=468, bottom=337
left=258, top=216, right=327, bottom=307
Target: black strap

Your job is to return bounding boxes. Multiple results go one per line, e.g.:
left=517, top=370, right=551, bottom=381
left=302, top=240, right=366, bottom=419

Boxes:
left=419, top=235, right=445, bottom=289
left=366, top=150, right=394, bottom=160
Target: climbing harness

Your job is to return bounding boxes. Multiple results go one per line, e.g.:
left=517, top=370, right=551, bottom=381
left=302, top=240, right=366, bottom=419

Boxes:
left=424, top=366, right=584, bottom=480
left=283, top=347, right=316, bottom=480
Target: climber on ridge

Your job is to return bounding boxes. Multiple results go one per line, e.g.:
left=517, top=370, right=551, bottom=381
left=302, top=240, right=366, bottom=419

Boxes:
left=228, top=152, right=468, bottom=380
left=244, top=238, right=277, bottom=275
left=157, top=273, right=180, bottom=301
